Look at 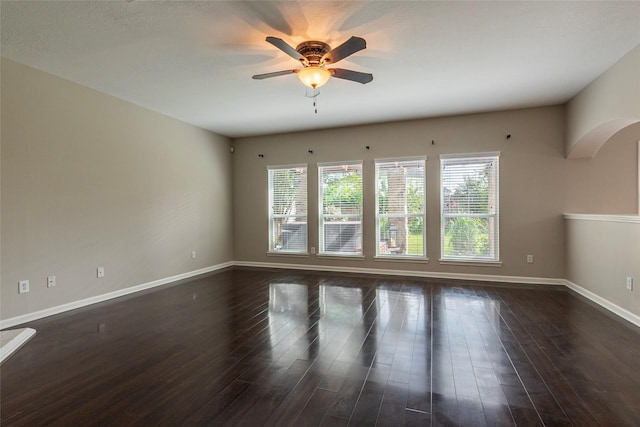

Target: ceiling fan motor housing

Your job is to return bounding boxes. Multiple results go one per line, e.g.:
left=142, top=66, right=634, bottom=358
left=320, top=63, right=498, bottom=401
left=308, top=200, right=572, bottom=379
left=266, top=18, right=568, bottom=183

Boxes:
left=295, top=41, right=331, bottom=65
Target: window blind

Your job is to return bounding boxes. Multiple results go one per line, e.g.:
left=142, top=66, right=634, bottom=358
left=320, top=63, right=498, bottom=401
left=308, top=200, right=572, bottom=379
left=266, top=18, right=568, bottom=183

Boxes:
left=318, top=162, right=363, bottom=255
left=375, top=158, right=426, bottom=258
left=440, top=154, right=499, bottom=261
left=268, top=165, right=308, bottom=253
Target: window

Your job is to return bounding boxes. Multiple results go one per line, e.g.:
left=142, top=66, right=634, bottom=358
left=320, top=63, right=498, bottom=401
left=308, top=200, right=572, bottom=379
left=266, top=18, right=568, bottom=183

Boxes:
left=375, top=158, right=426, bottom=258
left=268, top=165, right=307, bottom=253
left=440, top=153, right=499, bottom=262
left=318, top=162, right=363, bottom=256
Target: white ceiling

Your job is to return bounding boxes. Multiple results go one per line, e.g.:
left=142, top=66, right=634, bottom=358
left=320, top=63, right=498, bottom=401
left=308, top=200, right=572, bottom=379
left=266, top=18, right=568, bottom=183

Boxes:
left=2, top=1, right=639, bottom=138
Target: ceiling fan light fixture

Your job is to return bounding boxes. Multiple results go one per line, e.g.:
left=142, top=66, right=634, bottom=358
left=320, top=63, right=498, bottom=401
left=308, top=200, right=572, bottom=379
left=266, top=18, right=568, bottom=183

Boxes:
left=297, top=66, right=331, bottom=89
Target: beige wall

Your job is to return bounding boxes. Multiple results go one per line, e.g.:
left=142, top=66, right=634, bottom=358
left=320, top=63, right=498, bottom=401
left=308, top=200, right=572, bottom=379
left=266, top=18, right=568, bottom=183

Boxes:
left=564, top=122, right=639, bottom=321
left=565, top=123, right=639, bottom=215
left=566, top=217, right=640, bottom=319
left=1, top=58, right=233, bottom=320
left=233, top=106, right=568, bottom=280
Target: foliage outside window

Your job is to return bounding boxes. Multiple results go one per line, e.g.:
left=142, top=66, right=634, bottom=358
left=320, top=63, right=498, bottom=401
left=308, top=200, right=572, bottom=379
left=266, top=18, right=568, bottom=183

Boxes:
left=268, top=165, right=307, bottom=253
left=440, top=153, right=499, bottom=261
left=318, top=162, right=363, bottom=255
left=375, top=158, right=426, bottom=258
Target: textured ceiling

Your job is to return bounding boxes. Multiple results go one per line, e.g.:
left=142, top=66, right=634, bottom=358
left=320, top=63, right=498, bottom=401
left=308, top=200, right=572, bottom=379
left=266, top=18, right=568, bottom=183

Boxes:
left=2, top=1, right=640, bottom=138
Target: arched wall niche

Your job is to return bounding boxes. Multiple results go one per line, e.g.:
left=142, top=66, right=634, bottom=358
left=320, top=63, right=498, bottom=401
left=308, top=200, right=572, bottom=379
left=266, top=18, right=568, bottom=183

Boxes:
left=566, top=118, right=640, bottom=159
left=565, top=44, right=639, bottom=160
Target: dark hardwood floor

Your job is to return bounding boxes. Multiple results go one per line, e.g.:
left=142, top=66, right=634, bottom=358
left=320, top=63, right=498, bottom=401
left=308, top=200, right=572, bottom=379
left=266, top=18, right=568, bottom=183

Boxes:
left=2, top=267, right=640, bottom=426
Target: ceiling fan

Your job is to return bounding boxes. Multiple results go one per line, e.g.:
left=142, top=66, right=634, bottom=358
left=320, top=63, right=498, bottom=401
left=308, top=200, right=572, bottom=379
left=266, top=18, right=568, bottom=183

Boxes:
left=252, top=36, right=374, bottom=90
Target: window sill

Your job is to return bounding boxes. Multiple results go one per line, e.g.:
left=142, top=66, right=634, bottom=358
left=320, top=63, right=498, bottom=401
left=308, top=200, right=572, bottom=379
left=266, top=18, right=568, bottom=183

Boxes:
left=316, top=254, right=365, bottom=261
left=374, top=256, right=429, bottom=263
left=267, top=251, right=310, bottom=258
left=439, top=259, right=502, bottom=267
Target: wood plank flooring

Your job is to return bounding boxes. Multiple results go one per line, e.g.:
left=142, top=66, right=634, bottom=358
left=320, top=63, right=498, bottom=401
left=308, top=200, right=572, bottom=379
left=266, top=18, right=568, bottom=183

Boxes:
left=2, top=267, right=640, bottom=426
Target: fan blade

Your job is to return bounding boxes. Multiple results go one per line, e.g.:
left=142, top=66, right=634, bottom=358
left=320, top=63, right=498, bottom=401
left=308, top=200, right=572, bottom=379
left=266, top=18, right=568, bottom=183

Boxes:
left=266, top=37, right=308, bottom=65
left=321, top=36, right=366, bottom=65
left=252, top=70, right=297, bottom=80
left=330, top=68, right=373, bottom=84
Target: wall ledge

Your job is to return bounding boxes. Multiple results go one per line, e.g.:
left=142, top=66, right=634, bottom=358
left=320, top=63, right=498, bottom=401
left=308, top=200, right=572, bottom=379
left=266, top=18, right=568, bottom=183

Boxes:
left=563, top=213, right=640, bottom=224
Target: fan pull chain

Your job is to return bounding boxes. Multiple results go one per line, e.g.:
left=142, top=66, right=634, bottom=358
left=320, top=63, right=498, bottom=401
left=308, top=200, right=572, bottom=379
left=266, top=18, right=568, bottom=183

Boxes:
left=305, top=87, right=320, bottom=113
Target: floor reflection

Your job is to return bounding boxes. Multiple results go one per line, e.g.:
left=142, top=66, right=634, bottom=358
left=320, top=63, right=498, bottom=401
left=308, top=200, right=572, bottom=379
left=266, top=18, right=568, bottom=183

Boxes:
left=268, top=283, right=310, bottom=360
left=268, top=281, right=366, bottom=366
left=432, top=286, right=508, bottom=422
left=269, top=283, right=309, bottom=317
left=319, top=285, right=363, bottom=323
left=374, top=287, right=424, bottom=377
left=264, top=279, right=561, bottom=424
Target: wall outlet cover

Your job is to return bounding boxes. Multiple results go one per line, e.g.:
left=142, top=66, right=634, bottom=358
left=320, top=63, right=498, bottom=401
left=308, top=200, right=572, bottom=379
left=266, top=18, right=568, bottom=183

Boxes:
left=19, top=280, right=30, bottom=294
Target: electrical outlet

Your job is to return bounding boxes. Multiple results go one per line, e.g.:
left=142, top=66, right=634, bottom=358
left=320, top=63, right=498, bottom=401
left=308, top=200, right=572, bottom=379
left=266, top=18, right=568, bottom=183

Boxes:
left=191, top=251, right=197, bottom=259
left=311, top=247, right=316, bottom=255
left=47, top=275, right=56, bottom=288
left=97, top=267, right=105, bottom=278
left=527, top=254, right=534, bottom=264
left=19, top=280, right=30, bottom=294
left=627, top=277, right=634, bottom=291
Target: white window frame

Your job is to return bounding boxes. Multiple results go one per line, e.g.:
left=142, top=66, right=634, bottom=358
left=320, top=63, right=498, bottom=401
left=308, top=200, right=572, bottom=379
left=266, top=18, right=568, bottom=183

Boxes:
left=267, top=164, right=308, bottom=254
left=318, top=161, right=364, bottom=257
left=374, top=156, right=427, bottom=260
left=440, top=152, right=500, bottom=263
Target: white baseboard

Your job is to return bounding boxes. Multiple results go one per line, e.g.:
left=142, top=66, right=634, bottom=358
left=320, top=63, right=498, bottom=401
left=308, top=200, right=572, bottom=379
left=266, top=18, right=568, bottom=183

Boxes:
left=4, top=260, right=636, bottom=331
left=233, top=260, right=567, bottom=286
left=238, top=261, right=639, bottom=328
left=0, top=262, right=233, bottom=330
left=564, top=280, right=640, bottom=328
